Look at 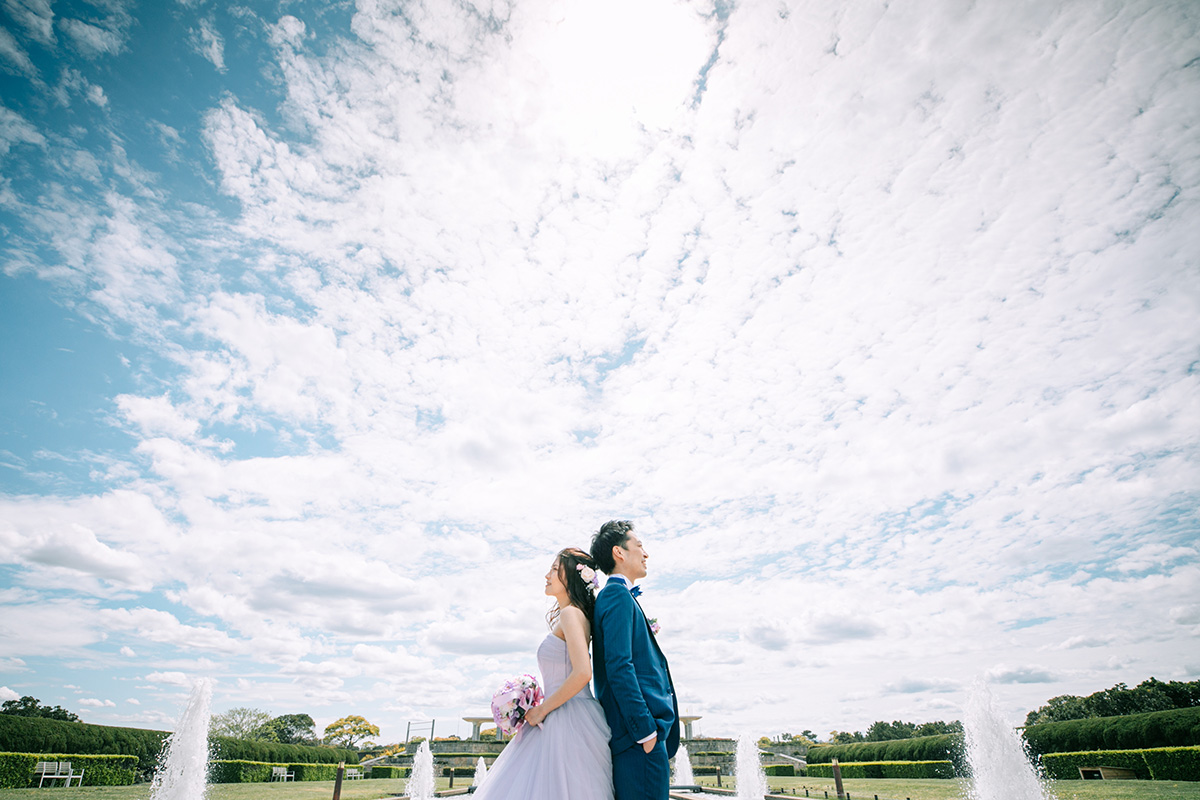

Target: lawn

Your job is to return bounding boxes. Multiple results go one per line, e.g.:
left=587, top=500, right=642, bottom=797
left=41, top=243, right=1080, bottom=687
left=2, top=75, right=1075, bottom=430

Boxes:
left=3, top=777, right=1198, bottom=800
left=692, top=775, right=1200, bottom=800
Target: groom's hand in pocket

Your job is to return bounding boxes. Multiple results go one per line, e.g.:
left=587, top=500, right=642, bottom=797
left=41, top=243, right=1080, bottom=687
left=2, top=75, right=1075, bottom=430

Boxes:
left=641, top=733, right=657, bottom=753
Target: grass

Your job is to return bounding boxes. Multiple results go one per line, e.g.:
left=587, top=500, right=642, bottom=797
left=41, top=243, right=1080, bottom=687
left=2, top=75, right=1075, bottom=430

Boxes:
left=691, top=775, right=1200, bottom=800
left=3, top=777, right=1198, bottom=800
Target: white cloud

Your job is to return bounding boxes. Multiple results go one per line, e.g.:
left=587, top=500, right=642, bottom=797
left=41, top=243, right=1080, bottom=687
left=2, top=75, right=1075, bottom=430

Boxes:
left=4, top=0, right=55, bottom=44
left=189, top=18, right=225, bottom=72
left=79, top=697, right=117, bottom=707
left=0, top=0, right=1196, bottom=738
left=0, top=686, right=18, bottom=702
left=0, top=25, right=38, bottom=78
left=120, top=646, right=136, bottom=657
left=144, top=672, right=192, bottom=687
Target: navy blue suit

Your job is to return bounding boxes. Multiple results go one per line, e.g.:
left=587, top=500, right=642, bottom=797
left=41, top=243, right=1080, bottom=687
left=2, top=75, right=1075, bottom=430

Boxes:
left=592, top=577, right=679, bottom=800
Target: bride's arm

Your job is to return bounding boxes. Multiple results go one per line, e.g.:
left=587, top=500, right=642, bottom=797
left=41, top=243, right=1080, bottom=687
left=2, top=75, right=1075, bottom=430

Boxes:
left=524, top=607, right=592, bottom=726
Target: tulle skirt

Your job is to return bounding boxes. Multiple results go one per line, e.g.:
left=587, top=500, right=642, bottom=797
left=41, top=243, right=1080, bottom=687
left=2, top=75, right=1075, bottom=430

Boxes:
left=473, top=692, right=614, bottom=800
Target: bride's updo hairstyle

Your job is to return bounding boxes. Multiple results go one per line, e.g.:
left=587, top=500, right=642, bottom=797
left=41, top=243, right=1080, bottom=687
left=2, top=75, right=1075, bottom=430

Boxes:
left=547, top=547, right=599, bottom=628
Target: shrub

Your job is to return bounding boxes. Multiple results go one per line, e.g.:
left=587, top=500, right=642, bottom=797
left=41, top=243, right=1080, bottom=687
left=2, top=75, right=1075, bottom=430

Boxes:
left=441, top=767, right=476, bottom=777
left=1040, top=746, right=1200, bottom=781
left=368, top=765, right=408, bottom=778
left=289, top=762, right=339, bottom=781
left=0, top=715, right=357, bottom=778
left=1142, top=746, right=1200, bottom=781
left=807, top=735, right=963, bottom=772
left=209, top=760, right=275, bottom=783
left=764, top=764, right=794, bottom=776
left=1023, top=707, right=1200, bottom=757
left=0, top=753, right=139, bottom=788
left=806, top=761, right=955, bottom=779
left=0, top=716, right=167, bottom=775
left=210, top=736, right=357, bottom=765
left=692, top=766, right=721, bottom=775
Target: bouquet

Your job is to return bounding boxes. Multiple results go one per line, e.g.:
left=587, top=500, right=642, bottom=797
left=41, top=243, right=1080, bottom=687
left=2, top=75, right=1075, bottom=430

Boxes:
left=491, top=674, right=544, bottom=735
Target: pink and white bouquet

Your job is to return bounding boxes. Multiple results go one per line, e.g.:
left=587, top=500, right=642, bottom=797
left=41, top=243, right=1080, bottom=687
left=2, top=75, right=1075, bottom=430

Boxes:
left=491, top=674, right=544, bottom=735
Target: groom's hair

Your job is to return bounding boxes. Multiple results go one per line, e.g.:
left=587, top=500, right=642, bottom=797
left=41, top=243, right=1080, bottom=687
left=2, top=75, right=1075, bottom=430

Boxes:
left=590, top=519, right=634, bottom=574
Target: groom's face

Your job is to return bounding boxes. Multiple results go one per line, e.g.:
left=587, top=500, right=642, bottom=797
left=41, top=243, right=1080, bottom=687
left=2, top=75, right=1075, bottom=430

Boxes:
left=616, top=535, right=649, bottom=580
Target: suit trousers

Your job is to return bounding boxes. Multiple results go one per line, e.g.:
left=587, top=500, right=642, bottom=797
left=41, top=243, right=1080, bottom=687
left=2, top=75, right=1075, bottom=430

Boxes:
left=612, top=738, right=670, bottom=800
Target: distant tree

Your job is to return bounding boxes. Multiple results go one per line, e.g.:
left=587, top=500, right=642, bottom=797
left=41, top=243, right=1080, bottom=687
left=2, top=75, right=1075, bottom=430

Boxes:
left=0, top=696, right=80, bottom=722
left=259, top=714, right=317, bottom=744
left=210, top=707, right=273, bottom=740
left=1025, top=678, right=1200, bottom=726
left=913, top=720, right=962, bottom=737
left=830, top=730, right=865, bottom=744
left=865, top=720, right=916, bottom=741
left=324, top=715, right=380, bottom=748
left=800, top=730, right=817, bottom=742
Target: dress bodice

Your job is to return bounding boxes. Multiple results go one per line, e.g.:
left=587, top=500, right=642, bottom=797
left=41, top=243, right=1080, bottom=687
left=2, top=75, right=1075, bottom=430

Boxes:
left=537, top=633, right=592, bottom=699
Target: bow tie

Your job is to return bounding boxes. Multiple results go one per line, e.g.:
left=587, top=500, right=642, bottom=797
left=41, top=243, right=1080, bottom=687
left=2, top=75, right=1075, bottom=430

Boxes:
left=630, top=585, right=642, bottom=598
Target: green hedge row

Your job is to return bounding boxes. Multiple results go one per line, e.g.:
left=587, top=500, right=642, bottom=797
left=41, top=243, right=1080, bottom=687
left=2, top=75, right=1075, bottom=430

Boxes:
left=0, top=714, right=357, bottom=775
left=1024, top=707, right=1200, bottom=757
left=1041, top=746, right=1200, bottom=781
left=0, top=753, right=138, bottom=788
left=209, top=760, right=356, bottom=783
left=807, top=735, right=963, bottom=772
left=209, top=737, right=357, bottom=765
left=0, top=716, right=167, bottom=774
left=367, top=766, right=408, bottom=778
left=764, top=765, right=795, bottom=776
left=806, top=761, right=955, bottom=779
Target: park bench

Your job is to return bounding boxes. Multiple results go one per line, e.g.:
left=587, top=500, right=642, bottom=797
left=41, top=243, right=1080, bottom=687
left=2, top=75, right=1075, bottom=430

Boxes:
left=270, top=766, right=295, bottom=781
left=34, top=762, right=84, bottom=787
left=344, top=768, right=363, bottom=780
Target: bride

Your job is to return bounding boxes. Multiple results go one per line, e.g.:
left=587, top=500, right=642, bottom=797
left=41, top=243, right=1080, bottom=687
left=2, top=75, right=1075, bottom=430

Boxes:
left=473, top=547, right=614, bottom=799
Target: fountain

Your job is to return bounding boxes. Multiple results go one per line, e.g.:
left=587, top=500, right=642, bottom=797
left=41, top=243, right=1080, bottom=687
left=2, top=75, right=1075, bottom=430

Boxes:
left=472, top=756, right=488, bottom=787
left=149, top=679, right=213, bottom=800
left=672, top=742, right=694, bottom=785
left=734, top=733, right=768, bottom=800
left=406, top=739, right=435, bottom=800
left=963, top=681, right=1053, bottom=800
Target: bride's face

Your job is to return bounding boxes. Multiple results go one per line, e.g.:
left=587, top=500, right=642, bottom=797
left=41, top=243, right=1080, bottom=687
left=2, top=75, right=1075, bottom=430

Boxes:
left=544, top=559, right=567, bottom=598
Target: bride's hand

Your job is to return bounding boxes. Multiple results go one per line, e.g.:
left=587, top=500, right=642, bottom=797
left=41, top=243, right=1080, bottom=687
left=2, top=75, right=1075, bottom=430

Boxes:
left=524, top=704, right=549, bottom=728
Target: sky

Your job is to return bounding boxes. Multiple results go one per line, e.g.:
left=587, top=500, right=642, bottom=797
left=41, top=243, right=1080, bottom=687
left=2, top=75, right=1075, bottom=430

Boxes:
left=1, top=0, right=1198, bottom=745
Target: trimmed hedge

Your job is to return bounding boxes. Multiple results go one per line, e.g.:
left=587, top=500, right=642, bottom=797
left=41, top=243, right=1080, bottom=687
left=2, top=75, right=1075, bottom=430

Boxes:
left=210, top=736, right=357, bottom=765
left=806, top=761, right=955, bottom=779
left=1023, top=706, right=1200, bottom=757
left=442, top=767, right=476, bottom=777
left=764, top=765, right=794, bottom=776
left=693, top=766, right=721, bottom=775
left=806, top=735, right=963, bottom=772
left=0, top=715, right=357, bottom=776
left=368, top=765, right=408, bottom=778
left=0, top=715, right=167, bottom=774
left=0, top=752, right=138, bottom=788
left=209, top=760, right=361, bottom=783
left=1041, top=746, right=1200, bottom=781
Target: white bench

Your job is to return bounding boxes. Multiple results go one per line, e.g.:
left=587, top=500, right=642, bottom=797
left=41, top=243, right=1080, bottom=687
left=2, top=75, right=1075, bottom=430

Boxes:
left=270, top=766, right=295, bottom=781
left=344, top=768, right=364, bottom=780
left=34, top=762, right=84, bottom=787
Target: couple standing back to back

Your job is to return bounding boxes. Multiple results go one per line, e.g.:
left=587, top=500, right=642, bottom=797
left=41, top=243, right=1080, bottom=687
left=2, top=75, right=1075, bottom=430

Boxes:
left=472, top=520, right=680, bottom=800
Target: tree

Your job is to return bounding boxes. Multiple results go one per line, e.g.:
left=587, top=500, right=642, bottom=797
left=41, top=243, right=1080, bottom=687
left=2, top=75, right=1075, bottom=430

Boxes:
left=865, top=720, right=916, bottom=741
left=830, top=730, right=865, bottom=744
left=324, top=715, right=380, bottom=748
left=210, top=707, right=273, bottom=740
left=1024, top=678, right=1200, bottom=726
left=0, top=696, right=80, bottom=722
left=259, top=714, right=317, bottom=744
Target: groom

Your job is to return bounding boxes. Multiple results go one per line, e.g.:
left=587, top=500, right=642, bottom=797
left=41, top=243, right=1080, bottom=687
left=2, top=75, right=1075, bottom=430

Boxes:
left=590, top=520, right=680, bottom=800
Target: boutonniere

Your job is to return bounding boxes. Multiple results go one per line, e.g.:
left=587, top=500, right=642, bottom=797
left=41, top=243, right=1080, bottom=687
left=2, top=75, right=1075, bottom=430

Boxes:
left=648, top=618, right=661, bottom=636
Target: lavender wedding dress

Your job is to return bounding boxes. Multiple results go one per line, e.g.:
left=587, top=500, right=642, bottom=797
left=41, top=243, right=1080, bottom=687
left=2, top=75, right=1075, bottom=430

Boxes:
left=475, top=633, right=614, bottom=799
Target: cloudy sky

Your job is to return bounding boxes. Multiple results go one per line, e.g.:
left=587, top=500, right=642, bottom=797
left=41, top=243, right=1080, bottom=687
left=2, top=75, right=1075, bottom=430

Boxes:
left=1, top=0, right=1197, bottom=743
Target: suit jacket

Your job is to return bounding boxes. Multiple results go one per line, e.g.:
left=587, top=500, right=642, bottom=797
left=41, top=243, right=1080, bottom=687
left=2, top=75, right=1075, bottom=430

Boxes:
left=592, top=578, right=680, bottom=756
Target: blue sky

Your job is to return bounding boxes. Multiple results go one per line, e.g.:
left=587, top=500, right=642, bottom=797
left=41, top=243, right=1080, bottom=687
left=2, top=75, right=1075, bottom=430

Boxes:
left=2, top=0, right=1198, bottom=742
